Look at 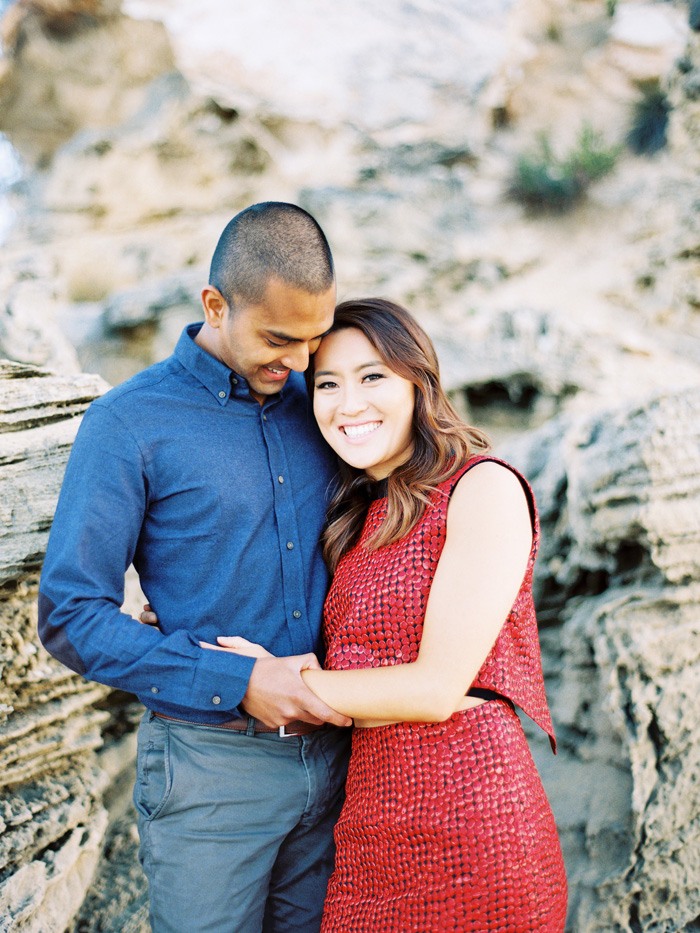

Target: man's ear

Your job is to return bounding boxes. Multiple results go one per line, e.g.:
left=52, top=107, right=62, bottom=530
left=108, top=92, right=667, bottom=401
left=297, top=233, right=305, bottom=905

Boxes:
left=201, top=286, right=228, bottom=328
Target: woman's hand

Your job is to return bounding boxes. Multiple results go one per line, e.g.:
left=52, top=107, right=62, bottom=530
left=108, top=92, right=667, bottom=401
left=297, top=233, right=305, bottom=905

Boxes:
left=199, top=636, right=274, bottom=658
left=138, top=606, right=273, bottom=659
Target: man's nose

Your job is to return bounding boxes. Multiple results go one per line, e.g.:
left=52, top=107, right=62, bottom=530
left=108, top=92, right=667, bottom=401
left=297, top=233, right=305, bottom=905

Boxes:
left=281, top=343, right=310, bottom=372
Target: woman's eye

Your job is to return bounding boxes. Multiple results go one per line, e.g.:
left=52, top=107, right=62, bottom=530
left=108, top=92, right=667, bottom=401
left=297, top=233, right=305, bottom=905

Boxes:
left=362, top=372, right=385, bottom=383
left=315, top=380, right=337, bottom=390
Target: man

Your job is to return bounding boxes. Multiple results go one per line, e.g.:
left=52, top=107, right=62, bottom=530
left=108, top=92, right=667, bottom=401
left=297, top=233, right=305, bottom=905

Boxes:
left=38, top=202, right=352, bottom=932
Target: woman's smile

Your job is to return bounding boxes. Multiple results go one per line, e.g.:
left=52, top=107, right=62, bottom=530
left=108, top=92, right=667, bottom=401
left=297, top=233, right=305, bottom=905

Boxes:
left=340, top=420, right=382, bottom=439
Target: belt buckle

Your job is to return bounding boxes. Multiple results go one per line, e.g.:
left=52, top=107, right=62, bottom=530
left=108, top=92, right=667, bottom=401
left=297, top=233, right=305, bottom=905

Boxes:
left=278, top=723, right=303, bottom=737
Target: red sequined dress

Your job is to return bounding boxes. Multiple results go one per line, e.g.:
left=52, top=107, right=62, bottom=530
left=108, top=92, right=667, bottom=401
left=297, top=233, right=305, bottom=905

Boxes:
left=320, top=456, right=567, bottom=932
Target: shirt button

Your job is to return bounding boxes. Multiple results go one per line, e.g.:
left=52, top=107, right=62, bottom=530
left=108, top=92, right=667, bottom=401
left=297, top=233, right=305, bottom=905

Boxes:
left=150, top=686, right=159, bottom=694
left=218, top=390, right=226, bottom=399
left=278, top=475, right=284, bottom=484
left=292, top=610, right=302, bottom=619
left=263, top=414, right=267, bottom=421
left=231, top=377, right=238, bottom=385
left=286, top=541, right=294, bottom=550
left=212, top=695, right=222, bottom=705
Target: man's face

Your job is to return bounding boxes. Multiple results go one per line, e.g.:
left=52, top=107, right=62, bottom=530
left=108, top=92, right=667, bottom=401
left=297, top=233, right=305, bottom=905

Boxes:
left=212, top=277, right=336, bottom=403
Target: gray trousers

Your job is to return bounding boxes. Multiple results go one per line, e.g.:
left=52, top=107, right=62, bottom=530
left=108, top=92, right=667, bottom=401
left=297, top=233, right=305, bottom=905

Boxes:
left=134, top=711, right=351, bottom=933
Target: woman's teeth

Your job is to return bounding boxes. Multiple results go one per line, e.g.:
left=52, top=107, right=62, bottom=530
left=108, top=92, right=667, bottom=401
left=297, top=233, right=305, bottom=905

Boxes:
left=342, top=422, right=381, bottom=438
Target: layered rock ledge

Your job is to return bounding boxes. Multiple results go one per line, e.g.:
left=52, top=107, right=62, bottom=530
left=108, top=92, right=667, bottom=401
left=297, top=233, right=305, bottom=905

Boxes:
left=0, top=360, right=144, bottom=932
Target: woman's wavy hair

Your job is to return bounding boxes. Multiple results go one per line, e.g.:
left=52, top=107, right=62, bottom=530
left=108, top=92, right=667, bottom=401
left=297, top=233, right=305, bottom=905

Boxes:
left=307, top=298, right=490, bottom=571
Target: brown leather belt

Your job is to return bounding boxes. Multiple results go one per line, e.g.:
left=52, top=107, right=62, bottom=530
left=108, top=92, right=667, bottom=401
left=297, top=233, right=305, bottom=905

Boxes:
left=153, top=711, right=325, bottom=737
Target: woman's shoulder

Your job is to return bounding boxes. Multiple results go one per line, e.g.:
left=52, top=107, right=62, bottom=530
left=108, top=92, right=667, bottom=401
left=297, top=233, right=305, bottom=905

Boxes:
left=443, top=455, right=537, bottom=536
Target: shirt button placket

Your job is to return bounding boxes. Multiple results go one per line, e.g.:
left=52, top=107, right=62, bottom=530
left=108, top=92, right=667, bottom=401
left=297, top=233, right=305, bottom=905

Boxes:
left=265, top=410, right=309, bottom=651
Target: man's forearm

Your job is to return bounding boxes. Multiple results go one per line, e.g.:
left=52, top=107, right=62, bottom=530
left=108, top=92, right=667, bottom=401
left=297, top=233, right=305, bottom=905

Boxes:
left=39, top=592, right=257, bottom=716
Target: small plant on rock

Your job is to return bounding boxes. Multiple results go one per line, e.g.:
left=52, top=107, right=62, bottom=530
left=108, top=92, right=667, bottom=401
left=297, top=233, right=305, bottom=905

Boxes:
left=509, top=125, right=619, bottom=213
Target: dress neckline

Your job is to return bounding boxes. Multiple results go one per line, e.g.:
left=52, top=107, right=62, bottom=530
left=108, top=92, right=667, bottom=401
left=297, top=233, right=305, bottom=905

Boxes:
left=369, top=477, right=389, bottom=500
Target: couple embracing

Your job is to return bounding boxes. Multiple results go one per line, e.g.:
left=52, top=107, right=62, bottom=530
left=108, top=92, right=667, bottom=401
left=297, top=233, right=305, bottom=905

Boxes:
left=39, top=202, right=567, bottom=932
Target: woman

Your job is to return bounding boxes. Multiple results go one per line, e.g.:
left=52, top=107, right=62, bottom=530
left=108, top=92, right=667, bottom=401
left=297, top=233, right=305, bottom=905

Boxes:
left=148, top=298, right=567, bottom=930
left=225, top=298, right=567, bottom=930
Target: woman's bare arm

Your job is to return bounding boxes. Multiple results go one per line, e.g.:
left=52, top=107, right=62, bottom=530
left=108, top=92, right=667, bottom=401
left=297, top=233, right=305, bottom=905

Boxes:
left=299, top=462, right=532, bottom=722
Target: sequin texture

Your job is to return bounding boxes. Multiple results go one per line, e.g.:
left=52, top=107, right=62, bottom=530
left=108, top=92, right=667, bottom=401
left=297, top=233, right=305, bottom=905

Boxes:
left=321, top=456, right=567, bottom=931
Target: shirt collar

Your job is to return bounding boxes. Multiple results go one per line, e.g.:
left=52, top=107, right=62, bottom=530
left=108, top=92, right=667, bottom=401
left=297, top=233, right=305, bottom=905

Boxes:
left=174, top=323, right=284, bottom=408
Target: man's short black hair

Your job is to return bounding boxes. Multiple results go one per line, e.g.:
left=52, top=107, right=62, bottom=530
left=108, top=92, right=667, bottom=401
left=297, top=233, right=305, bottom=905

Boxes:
left=209, top=202, right=335, bottom=307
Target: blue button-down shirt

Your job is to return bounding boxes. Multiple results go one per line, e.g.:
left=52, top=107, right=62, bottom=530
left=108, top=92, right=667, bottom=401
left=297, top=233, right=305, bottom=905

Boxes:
left=38, top=323, right=338, bottom=723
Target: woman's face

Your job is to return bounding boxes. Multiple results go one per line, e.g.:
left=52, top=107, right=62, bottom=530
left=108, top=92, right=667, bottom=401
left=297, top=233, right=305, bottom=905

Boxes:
left=312, top=327, right=415, bottom=480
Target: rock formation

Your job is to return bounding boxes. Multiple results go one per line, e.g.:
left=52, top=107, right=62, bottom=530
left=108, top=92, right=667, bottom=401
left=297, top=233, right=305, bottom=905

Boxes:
left=0, top=360, right=115, bottom=931
left=0, top=357, right=149, bottom=931
left=501, top=386, right=700, bottom=931
left=1, top=0, right=699, bottom=929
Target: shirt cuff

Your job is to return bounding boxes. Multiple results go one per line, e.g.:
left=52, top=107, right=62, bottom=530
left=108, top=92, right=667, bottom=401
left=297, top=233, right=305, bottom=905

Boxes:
left=189, top=645, right=257, bottom=714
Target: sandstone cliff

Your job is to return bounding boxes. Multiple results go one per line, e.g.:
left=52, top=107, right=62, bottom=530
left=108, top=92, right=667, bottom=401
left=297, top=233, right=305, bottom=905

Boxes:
left=0, top=0, right=699, bottom=930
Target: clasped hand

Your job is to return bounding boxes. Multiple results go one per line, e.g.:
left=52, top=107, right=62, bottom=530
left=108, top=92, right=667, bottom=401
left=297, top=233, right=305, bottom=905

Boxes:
left=139, top=606, right=351, bottom=730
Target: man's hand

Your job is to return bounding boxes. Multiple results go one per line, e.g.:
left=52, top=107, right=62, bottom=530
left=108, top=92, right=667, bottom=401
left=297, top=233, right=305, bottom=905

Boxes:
left=190, top=631, right=351, bottom=729
left=242, top=654, right=352, bottom=728
left=200, top=636, right=351, bottom=728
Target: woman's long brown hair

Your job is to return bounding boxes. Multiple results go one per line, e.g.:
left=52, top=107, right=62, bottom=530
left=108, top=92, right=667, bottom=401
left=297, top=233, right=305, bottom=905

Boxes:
left=308, top=298, right=490, bottom=572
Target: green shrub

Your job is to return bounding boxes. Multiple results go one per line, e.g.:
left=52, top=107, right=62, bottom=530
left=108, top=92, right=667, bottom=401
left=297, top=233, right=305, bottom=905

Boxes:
left=570, top=124, right=619, bottom=181
left=509, top=126, right=619, bottom=212
left=627, top=86, right=671, bottom=155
